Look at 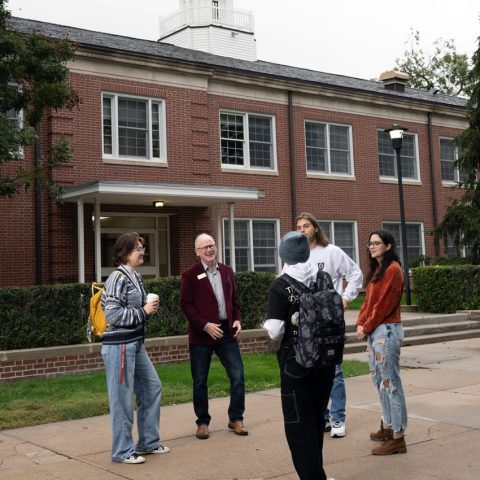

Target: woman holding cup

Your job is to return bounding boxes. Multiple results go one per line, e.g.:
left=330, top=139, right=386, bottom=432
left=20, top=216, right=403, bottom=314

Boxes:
left=101, top=232, right=169, bottom=464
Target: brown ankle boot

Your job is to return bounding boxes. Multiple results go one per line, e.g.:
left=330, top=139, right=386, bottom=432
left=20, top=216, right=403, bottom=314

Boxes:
left=370, top=420, right=393, bottom=441
left=371, top=436, right=407, bottom=455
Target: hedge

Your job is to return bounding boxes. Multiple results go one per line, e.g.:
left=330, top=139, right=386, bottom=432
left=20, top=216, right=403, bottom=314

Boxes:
left=412, top=265, right=480, bottom=313
left=0, top=272, right=275, bottom=350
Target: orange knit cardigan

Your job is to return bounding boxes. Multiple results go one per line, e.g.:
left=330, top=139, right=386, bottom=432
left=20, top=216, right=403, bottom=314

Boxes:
left=356, top=261, right=404, bottom=335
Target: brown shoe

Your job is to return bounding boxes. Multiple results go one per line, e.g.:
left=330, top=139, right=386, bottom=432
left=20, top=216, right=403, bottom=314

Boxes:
left=371, top=437, right=407, bottom=455
left=370, top=420, right=393, bottom=441
left=196, top=424, right=209, bottom=440
left=228, top=420, right=248, bottom=436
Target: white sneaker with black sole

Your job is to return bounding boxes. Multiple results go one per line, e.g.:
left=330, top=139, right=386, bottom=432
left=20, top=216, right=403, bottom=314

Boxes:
left=136, top=444, right=170, bottom=455
left=330, top=421, right=346, bottom=438
left=121, top=453, right=145, bottom=464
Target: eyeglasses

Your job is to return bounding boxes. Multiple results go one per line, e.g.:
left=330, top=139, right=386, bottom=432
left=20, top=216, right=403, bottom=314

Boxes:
left=196, top=244, right=216, bottom=252
left=367, top=241, right=384, bottom=248
left=134, top=247, right=145, bottom=253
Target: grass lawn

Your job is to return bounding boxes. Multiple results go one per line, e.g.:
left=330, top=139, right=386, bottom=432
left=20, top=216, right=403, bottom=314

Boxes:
left=0, top=353, right=368, bottom=430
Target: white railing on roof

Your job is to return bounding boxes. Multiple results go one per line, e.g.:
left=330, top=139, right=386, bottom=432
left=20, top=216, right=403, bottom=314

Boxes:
left=159, top=3, right=254, bottom=38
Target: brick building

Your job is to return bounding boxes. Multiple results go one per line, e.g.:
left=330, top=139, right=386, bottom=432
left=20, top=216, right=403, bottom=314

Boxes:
left=1, top=4, right=467, bottom=288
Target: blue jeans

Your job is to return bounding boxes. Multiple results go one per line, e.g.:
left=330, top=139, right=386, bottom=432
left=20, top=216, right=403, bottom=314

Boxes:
left=324, top=364, right=346, bottom=423
left=367, top=323, right=408, bottom=434
left=189, top=328, right=245, bottom=425
left=102, top=341, right=162, bottom=462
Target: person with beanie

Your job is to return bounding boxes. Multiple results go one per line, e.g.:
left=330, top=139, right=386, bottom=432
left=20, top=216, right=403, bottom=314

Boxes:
left=263, top=231, right=335, bottom=480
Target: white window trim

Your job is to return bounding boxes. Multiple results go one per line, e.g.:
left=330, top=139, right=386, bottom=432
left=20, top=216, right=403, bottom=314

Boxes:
left=220, top=110, right=278, bottom=173
left=304, top=121, right=355, bottom=179
left=222, top=217, right=281, bottom=273
left=382, top=221, right=425, bottom=260
left=378, top=130, right=421, bottom=183
left=101, top=92, right=167, bottom=165
left=94, top=212, right=170, bottom=278
left=318, top=220, right=359, bottom=264
left=440, top=136, right=464, bottom=186
left=6, top=83, right=24, bottom=158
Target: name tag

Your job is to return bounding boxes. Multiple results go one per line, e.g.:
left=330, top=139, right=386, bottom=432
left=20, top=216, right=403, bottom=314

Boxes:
left=197, top=273, right=207, bottom=280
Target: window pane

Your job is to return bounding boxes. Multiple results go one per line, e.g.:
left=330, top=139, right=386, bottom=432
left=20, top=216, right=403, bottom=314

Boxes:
left=329, top=125, right=350, bottom=174
left=378, top=131, right=417, bottom=179
left=253, top=221, right=276, bottom=271
left=151, top=102, right=160, bottom=158
left=378, top=131, right=396, bottom=176
left=306, top=122, right=326, bottom=172
left=118, top=98, right=148, bottom=157
left=318, top=222, right=331, bottom=241
left=333, top=223, right=355, bottom=260
left=249, top=115, right=272, bottom=168
left=383, top=222, right=422, bottom=265
left=224, top=220, right=250, bottom=271
left=221, top=113, right=244, bottom=165
left=103, top=97, right=112, bottom=155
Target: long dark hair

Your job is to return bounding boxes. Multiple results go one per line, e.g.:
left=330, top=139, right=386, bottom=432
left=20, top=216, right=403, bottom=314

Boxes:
left=365, top=229, right=401, bottom=285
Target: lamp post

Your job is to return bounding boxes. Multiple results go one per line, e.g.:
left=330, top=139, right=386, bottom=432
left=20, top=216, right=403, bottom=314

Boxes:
left=385, top=125, right=412, bottom=305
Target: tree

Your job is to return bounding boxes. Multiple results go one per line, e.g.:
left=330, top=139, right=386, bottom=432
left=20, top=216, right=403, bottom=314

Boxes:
left=395, top=29, right=471, bottom=97
left=434, top=36, right=480, bottom=264
left=0, top=0, right=79, bottom=199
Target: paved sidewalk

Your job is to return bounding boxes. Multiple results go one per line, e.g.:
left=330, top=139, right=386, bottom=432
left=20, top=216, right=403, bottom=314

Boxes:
left=1, top=338, right=480, bottom=480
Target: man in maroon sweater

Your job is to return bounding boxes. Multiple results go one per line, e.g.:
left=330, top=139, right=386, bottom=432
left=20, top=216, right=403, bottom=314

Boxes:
left=180, top=233, right=247, bottom=440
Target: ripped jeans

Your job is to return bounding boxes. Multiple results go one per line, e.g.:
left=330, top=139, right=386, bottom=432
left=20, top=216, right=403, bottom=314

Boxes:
left=367, top=323, right=408, bottom=434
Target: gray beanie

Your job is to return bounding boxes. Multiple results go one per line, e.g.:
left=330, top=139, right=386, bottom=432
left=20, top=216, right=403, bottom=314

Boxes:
left=279, top=231, right=310, bottom=265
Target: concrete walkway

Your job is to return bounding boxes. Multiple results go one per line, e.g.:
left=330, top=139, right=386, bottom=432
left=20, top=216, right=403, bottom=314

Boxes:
left=1, top=338, right=480, bottom=480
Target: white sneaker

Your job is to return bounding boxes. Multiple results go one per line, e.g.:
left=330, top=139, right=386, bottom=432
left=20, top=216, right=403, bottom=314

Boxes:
left=121, top=453, right=145, bottom=464
left=136, top=444, right=170, bottom=455
left=330, top=421, right=346, bottom=438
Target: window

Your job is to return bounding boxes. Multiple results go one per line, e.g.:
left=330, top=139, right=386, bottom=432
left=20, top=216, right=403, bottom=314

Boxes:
left=224, top=219, right=279, bottom=272
left=377, top=131, right=419, bottom=180
left=446, top=236, right=471, bottom=258
left=440, top=138, right=468, bottom=183
left=305, top=122, right=352, bottom=175
left=220, top=111, right=276, bottom=170
left=95, top=214, right=170, bottom=279
left=382, top=222, right=424, bottom=265
left=318, top=221, right=358, bottom=262
left=102, top=93, right=166, bottom=161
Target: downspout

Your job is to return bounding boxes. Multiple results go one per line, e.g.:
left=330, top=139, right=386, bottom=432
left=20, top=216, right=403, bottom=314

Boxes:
left=288, top=91, right=297, bottom=225
left=35, top=124, right=42, bottom=284
left=427, top=112, right=440, bottom=256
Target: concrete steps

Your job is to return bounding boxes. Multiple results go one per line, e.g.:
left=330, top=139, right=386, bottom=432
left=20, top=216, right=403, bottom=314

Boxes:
left=344, top=311, right=480, bottom=354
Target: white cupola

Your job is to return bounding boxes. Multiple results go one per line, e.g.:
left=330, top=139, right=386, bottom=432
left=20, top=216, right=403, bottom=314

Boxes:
left=159, top=0, right=256, bottom=61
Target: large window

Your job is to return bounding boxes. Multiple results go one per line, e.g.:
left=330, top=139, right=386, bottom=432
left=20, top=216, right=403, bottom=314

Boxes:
left=318, top=221, right=358, bottom=262
left=102, top=93, right=166, bottom=161
left=382, top=222, right=424, bottom=265
left=95, top=214, right=169, bottom=279
left=220, top=111, right=276, bottom=170
left=305, top=122, right=352, bottom=175
left=440, top=138, right=468, bottom=183
left=377, top=131, right=419, bottom=180
left=223, top=219, right=278, bottom=272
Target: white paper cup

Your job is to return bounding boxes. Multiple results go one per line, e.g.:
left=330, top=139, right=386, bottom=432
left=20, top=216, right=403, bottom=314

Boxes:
left=146, top=293, right=159, bottom=304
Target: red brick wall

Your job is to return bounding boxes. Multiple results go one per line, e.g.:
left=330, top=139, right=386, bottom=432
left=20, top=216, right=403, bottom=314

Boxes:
left=0, top=332, right=269, bottom=384
left=0, top=68, right=465, bottom=286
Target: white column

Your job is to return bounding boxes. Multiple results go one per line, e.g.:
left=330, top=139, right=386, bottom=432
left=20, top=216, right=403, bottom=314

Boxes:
left=77, top=200, right=85, bottom=283
left=228, top=202, right=235, bottom=271
left=215, top=204, right=223, bottom=263
left=94, top=199, right=101, bottom=282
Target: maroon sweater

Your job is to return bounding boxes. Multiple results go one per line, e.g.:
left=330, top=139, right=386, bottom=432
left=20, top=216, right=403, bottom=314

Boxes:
left=356, top=261, right=404, bottom=335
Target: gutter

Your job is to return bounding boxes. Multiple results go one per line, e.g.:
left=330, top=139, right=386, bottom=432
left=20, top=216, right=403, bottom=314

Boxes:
left=35, top=124, right=42, bottom=284
left=427, top=112, right=440, bottom=256
left=288, top=91, right=297, bottom=225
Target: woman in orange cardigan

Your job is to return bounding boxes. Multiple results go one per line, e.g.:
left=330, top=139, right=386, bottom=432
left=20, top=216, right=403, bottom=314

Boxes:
left=356, top=230, right=408, bottom=456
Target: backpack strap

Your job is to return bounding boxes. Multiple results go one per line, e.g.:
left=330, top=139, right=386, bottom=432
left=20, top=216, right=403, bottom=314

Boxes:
left=281, top=273, right=311, bottom=294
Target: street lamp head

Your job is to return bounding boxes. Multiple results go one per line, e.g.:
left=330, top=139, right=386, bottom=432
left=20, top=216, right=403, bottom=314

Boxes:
left=384, top=125, right=409, bottom=151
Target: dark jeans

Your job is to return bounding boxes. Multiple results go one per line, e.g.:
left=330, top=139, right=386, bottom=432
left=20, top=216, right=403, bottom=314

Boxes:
left=279, top=349, right=335, bottom=480
left=189, top=328, right=245, bottom=426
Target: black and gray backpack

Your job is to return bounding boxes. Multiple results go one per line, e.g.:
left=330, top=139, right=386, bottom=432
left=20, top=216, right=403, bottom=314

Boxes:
left=282, top=270, right=345, bottom=368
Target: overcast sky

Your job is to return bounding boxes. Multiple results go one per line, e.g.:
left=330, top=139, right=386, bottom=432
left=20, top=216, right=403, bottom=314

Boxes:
left=7, top=0, right=480, bottom=80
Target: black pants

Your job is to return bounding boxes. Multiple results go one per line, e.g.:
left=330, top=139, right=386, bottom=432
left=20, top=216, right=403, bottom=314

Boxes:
left=279, top=350, right=335, bottom=480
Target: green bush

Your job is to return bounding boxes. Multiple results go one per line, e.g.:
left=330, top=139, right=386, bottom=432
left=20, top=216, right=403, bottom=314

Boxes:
left=412, top=265, right=480, bottom=313
left=0, top=272, right=276, bottom=350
